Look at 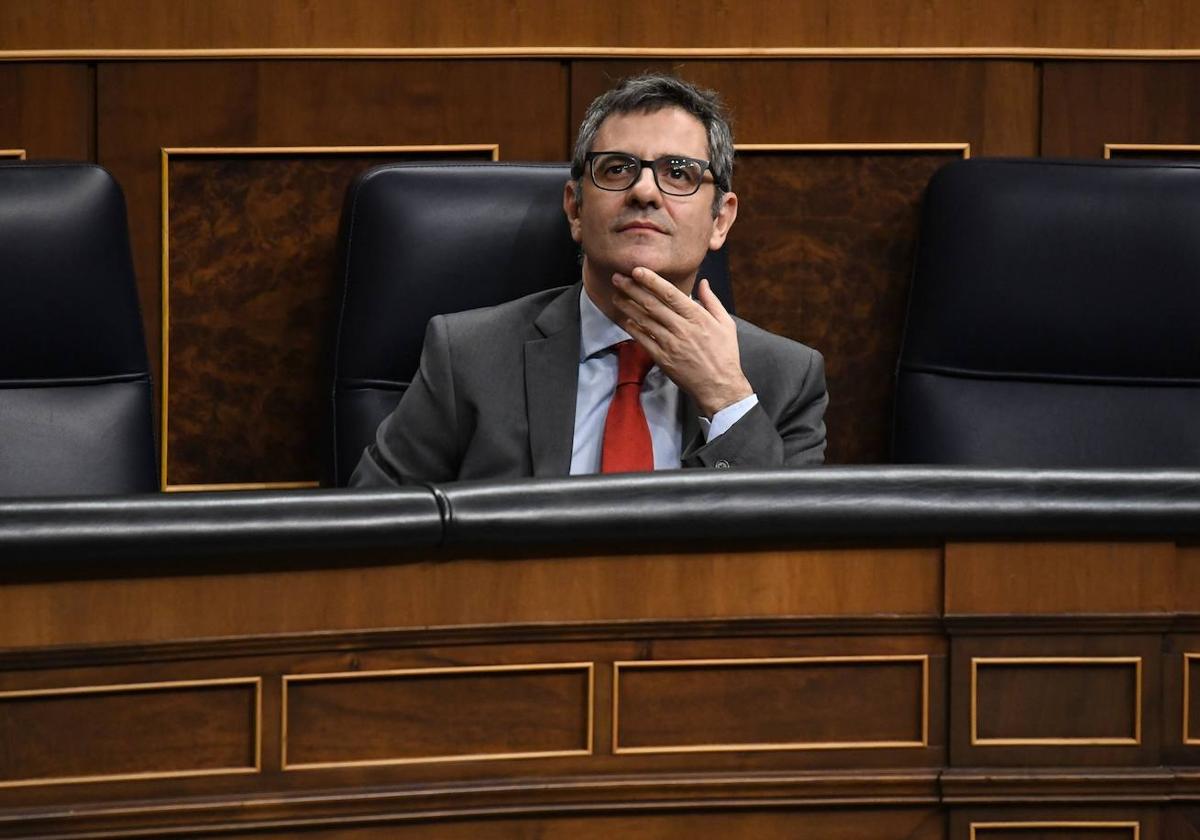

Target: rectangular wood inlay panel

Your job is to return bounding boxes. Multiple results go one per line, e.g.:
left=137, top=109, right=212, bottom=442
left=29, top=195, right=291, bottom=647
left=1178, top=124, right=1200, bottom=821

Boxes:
left=614, top=656, right=927, bottom=753
left=1185, top=653, right=1200, bottom=744
left=283, top=663, right=592, bottom=769
left=729, top=147, right=965, bottom=464
left=971, top=822, right=1139, bottom=840
left=0, top=678, right=259, bottom=787
left=972, top=658, right=1141, bottom=745
left=162, top=146, right=495, bottom=489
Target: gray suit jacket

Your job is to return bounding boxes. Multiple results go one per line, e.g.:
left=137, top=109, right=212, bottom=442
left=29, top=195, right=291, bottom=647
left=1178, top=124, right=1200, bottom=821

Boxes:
left=350, top=282, right=827, bottom=486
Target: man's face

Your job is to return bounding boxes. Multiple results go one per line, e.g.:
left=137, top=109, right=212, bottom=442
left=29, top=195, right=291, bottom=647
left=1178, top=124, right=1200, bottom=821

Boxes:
left=564, top=106, right=737, bottom=301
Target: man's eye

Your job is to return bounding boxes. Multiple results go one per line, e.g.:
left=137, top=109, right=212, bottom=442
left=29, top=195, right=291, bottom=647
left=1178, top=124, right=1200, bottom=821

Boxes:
left=661, top=159, right=698, bottom=182
left=606, top=162, right=634, bottom=176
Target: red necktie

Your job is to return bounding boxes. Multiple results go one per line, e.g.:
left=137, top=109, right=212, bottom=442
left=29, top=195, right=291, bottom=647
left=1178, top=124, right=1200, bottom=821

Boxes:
left=601, top=340, right=656, bottom=473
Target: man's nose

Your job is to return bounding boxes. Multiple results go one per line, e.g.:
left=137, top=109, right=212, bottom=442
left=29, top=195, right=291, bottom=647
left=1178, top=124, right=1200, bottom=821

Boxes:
left=626, top=165, right=662, bottom=205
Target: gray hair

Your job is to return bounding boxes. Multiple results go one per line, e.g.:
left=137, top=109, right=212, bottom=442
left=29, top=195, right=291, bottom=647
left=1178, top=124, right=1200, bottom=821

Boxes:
left=570, top=74, right=734, bottom=215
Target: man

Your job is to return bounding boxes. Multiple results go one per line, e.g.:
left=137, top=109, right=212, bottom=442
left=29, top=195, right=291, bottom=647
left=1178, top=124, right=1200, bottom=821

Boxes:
left=351, top=74, right=826, bottom=486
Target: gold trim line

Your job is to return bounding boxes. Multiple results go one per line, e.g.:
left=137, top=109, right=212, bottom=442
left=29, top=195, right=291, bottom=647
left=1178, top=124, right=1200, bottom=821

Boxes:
left=1185, top=652, right=1199, bottom=745
left=738, top=142, right=969, bottom=157
left=970, top=821, right=1139, bottom=839
left=7, top=46, right=1200, bottom=61
left=1105, top=142, right=1200, bottom=158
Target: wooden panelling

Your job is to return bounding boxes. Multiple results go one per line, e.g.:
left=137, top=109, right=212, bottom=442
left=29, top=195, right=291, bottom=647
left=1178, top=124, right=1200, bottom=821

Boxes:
left=220, top=808, right=945, bottom=840
left=730, top=147, right=963, bottom=463
left=0, top=63, right=92, bottom=159
left=0, top=678, right=259, bottom=786
left=1164, top=807, right=1200, bottom=840
left=1043, top=62, right=1200, bottom=157
left=1178, top=546, right=1200, bottom=614
left=4, top=1, right=1200, bottom=52
left=944, top=542, right=1175, bottom=615
left=0, top=546, right=941, bottom=649
left=1186, top=654, right=1200, bottom=745
left=97, top=59, right=568, bottom=414
left=162, top=146, right=493, bottom=489
left=283, top=663, right=592, bottom=769
left=951, top=636, right=1161, bottom=768
left=952, top=808, right=1156, bottom=840
left=570, top=61, right=1039, bottom=155
left=614, top=656, right=927, bottom=753
left=972, top=658, right=1141, bottom=745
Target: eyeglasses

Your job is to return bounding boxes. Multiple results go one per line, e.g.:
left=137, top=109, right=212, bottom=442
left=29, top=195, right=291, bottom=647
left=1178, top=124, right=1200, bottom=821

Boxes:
left=584, top=151, right=723, bottom=197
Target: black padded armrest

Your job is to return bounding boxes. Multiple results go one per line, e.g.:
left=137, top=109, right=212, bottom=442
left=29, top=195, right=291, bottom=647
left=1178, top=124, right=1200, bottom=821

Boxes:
left=437, top=467, right=1200, bottom=545
left=0, top=488, right=442, bottom=563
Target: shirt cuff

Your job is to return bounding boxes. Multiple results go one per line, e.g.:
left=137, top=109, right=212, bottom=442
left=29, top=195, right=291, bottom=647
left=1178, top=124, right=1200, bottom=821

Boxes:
left=697, top=393, right=759, bottom=443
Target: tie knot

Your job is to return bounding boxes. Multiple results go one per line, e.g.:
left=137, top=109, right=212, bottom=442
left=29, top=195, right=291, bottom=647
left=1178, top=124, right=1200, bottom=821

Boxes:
left=614, top=340, right=654, bottom=386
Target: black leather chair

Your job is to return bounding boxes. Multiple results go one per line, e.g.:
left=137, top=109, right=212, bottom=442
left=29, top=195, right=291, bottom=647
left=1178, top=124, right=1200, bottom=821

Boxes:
left=0, top=162, right=157, bottom=496
left=329, top=161, right=734, bottom=486
left=893, top=157, right=1200, bottom=466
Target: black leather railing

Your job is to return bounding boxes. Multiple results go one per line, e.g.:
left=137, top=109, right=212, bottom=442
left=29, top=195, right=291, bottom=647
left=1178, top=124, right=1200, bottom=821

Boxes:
left=3, top=468, right=1200, bottom=563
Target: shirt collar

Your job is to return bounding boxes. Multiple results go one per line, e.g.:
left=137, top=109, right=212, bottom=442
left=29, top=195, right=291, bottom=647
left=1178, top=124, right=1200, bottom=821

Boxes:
left=578, top=286, right=632, bottom=362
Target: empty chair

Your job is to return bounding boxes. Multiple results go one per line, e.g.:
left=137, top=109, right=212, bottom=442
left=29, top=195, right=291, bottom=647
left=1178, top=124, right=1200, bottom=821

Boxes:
left=0, top=162, right=157, bottom=496
left=893, top=157, right=1200, bottom=466
left=328, top=161, right=733, bottom=486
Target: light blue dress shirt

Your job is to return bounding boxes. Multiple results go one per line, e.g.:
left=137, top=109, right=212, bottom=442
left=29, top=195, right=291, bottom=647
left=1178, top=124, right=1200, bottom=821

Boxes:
left=569, top=288, right=758, bottom=474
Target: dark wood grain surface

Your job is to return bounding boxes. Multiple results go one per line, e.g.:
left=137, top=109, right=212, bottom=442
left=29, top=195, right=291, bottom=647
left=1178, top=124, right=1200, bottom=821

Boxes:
left=164, top=150, right=490, bottom=486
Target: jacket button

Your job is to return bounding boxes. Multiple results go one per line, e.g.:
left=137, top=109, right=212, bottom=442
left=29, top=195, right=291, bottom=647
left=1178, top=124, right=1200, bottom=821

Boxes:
left=714, top=459, right=730, bottom=469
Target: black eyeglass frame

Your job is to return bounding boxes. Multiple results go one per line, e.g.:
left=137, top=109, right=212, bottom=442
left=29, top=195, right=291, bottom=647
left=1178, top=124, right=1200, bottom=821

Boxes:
left=582, top=151, right=728, bottom=196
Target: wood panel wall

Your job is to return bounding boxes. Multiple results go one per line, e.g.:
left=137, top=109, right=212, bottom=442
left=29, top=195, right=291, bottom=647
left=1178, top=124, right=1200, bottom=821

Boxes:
left=3, top=5, right=1200, bottom=484
left=4, top=1, right=1200, bottom=51
left=1, top=536, right=1199, bottom=837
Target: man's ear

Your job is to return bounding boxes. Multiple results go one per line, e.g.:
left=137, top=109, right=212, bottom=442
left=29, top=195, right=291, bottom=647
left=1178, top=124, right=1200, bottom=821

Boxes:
left=708, top=190, right=738, bottom=251
left=563, top=180, right=583, bottom=244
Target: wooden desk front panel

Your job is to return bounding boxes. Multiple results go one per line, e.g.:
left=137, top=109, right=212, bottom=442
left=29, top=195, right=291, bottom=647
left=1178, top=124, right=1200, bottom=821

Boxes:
left=0, top=539, right=1194, bottom=838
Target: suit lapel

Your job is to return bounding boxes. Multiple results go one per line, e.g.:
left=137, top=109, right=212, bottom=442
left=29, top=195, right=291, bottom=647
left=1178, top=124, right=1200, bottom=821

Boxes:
left=525, top=283, right=583, bottom=477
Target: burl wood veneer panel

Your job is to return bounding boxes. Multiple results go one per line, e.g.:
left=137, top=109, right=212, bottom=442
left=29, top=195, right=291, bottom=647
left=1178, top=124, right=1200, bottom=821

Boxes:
left=730, top=149, right=959, bottom=462
left=973, top=659, right=1140, bottom=743
left=163, top=149, right=489, bottom=487
left=284, top=665, right=591, bottom=768
left=224, top=808, right=946, bottom=840
left=0, top=679, right=258, bottom=786
left=944, top=542, right=1175, bottom=615
left=572, top=60, right=1036, bottom=462
left=615, top=656, right=927, bottom=752
left=0, top=547, right=940, bottom=649
left=1043, top=62, right=1200, bottom=158
left=98, top=60, right=568, bottom=435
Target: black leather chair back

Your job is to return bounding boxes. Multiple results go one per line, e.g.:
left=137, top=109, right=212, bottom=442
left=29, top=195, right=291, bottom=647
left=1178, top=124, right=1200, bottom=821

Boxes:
left=329, top=161, right=733, bottom=486
left=0, top=162, right=157, bottom=495
left=893, top=157, right=1200, bottom=466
